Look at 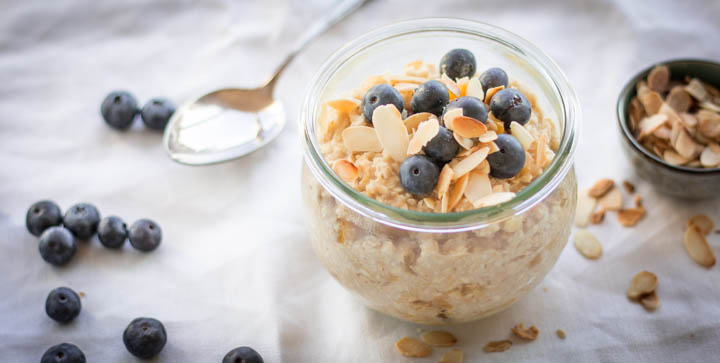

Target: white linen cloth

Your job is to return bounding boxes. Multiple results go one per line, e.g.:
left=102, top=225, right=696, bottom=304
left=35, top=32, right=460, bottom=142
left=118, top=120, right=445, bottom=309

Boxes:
left=1, top=0, right=719, bottom=361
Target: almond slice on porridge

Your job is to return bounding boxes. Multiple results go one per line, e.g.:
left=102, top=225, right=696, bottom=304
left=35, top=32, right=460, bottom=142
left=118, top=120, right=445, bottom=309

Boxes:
left=454, top=132, right=474, bottom=150
left=443, top=108, right=464, bottom=130
left=484, top=85, right=504, bottom=104
left=474, top=192, right=515, bottom=207
left=333, top=160, right=358, bottom=182
left=404, top=112, right=435, bottom=132
left=510, top=121, right=534, bottom=150
left=407, top=118, right=440, bottom=155
left=342, top=126, right=383, bottom=152
left=465, top=170, right=493, bottom=206
left=372, top=105, right=409, bottom=162
left=478, top=130, right=498, bottom=143
left=441, top=73, right=461, bottom=97
left=453, top=116, right=488, bottom=138
left=466, top=77, right=484, bottom=99
left=436, top=164, right=455, bottom=198
left=453, top=147, right=490, bottom=180
left=326, top=98, right=361, bottom=114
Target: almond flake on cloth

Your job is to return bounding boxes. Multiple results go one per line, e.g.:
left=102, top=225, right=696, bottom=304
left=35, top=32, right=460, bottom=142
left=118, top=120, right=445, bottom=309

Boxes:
left=618, top=207, right=645, bottom=227
left=465, top=171, right=493, bottom=206
left=484, top=85, right=504, bottom=104
left=420, top=330, right=458, bottom=347
left=511, top=324, right=539, bottom=341
left=575, top=189, right=597, bottom=227
left=372, top=105, right=409, bottom=162
left=436, top=164, right=455, bottom=198
left=556, top=329, right=567, bottom=339
left=474, top=192, right=515, bottom=207
left=326, top=98, right=361, bottom=114
left=640, top=291, right=660, bottom=311
left=510, top=121, right=534, bottom=149
left=404, top=112, right=434, bottom=133
left=483, top=340, right=512, bottom=353
left=588, top=178, right=615, bottom=198
left=453, top=116, right=488, bottom=138
left=448, top=174, right=469, bottom=211
left=627, top=271, right=658, bottom=301
left=466, top=77, right=484, bottom=99
left=683, top=225, right=716, bottom=268
left=443, top=108, right=464, bottom=130
left=438, top=349, right=464, bottom=363
left=452, top=147, right=490, bottom=180
left=598, top=186, right=622, bottom=211
left=688, top=215, right=716, bottom=235
left=342, top=126, right=383, bottom=152
left=407, top=118, right=440, bottom=155
left=395, top=337, right=432, bottom=358
left=332, top=160, right=358, bottom=182
left=573, top=229, right=602, bottom=259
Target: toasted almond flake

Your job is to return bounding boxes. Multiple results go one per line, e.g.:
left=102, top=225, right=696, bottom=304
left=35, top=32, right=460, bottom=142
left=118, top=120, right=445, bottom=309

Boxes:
left=372, top=105, right=409, bottom=162
left=686, top=78, right=708, bottom=101
left=663, top=150, right=690, bottom=166
left=443, top=108, right=464, bottom=130
left=556, top=329, right=566, bottom=339
left=440, top=190, right=449, bottom=213
left=575, top=189, right=597, bottom=227
left=453, top=147, right=490, bottom=180
left=697, top=110, right=720, bottom=138
left=475, top=192, right=515, bottom=207
left=332, top=160, right=358, bottom=182
left=389, top=75, right=426, bottom=85
left=633, top=195, right=643, bottom=208
left=627, top=271, right=658, bottom=301
left=618, top=207, right=645, bottom=227
left=436, top=164, right=454, bottom=198
left=674, top=128, right=702, bottom=159
left=688, top=215, right=716, bottom=235
left=438, top=349, right=463, bottom=363
left=647, top=65, right=669, bottom=92
left=395, top=337, right=432, bottom=358
left=453, top=116, right=488, bottom=138
left=588, top=178, right=615, bottom=198
left=465, top=171, right=493, bottom=206
left=598, top=186, right=622, bottom=211
left=394, top=82, right=419, bottom=93
left=483, top=340, right=512, bottom=353
left=485, top=119, right=498, bottom=131
left=535, top=134, right=547, bottom=167
left=477, top=159, right=490, bottom=174
left=510, top=121, right=534, bottom=150
left=683, top=225, right=716, bottom=267
left=479, top=141, right=500, bottom=154
left=637, top=80, right=650, bottom=97
left=638, top=114, right=668, bottom=138
left=492, top=184, right=506, bottom=193
left=574, top=229, right=602, bottom=259
left=457, top=77, right=469, bottom=96
left=454, top=132, right=474, bottom=150
left=653, top=125, right=671, bottom=140
left=590, top=208, right=605, bottom=224
left=342, top=126, right=383, bottom=152
left=448, top=174, right=469, bottom=211
left=484, top=85, right=504, bottom=104
left=466, top=77, right=484, bottom=99
left=639, top=91, right=664, bottom=115
left=623, top=180, right=636, bottom=193
left=420, top=330, right=458, bottom=347
left=326, top=98, right=360, bottom=114
left=700, top=100, right=720, bottom=113
left=640, top=291, right=660, bottom=311
left=628, top=97, right=646, bottom=130
left=667, top=86, right=693, bottom=113
left=423, top=197, right=436, bottom=210
left=477, top=130, right=498, bottom=143
left=407, top=118, right=440, bottom=155
left=441, top=73, right=461, bottom=96
left=404, top=112, right=434, bottom=132
left=511, top=324, right=539, bottom=341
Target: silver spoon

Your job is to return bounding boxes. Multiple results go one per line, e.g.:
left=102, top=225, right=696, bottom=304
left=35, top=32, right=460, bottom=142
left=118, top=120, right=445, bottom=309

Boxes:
left=163, top=0, right=369, bottom=165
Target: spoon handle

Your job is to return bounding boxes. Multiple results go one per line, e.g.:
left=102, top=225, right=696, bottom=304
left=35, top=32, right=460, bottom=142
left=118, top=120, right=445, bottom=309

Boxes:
left=267, top=0, right=369, bottom=86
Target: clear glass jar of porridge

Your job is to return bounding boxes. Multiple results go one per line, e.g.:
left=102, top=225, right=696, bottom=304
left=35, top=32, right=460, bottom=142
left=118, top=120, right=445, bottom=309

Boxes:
left=300, top=19, right=580, bottom=324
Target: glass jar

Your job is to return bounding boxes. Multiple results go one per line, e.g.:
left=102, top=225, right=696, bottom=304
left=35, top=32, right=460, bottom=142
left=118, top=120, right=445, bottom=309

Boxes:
left=300, top=18, right=580, bottom=324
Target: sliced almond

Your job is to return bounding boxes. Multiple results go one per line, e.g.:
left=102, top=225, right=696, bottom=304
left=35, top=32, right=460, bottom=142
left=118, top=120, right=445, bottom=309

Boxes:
left=453, top=116, right=488, bottom=138
left=637, top=80, right=650, bottom=97
left=685, top=78, right=708, bottom=101
left=666, top=86, right=693, bottom=113
left=573, top=229, right=602, bottom=259
left=575, top=189, right=597, bottom=227
left=394, top=82, right=419, bottom=93
left=407, top=118, right=440, bottom=155
left=441, top=73, right=461, bottom=96
left=688, top=215, right=716, bottom=235
left=633, top=195, right=643, bottom=208
left=372, top=105, right=409, bottom=162
left=638, top=114, right=668, bottom=138
left=436, top=164, right=454, bottom=198
left=590, top=208, right=605, bottom=224
left=443, top=108, right=464, bottom=130
left=511, top=324, right=539, bottom=341
left=510, top=121, right=534, bottom=150
left=627, top=271, right=658, bottom=301
left=342, top=126, right=383, bottom=152
left=674, top=128, right=702, bottom=159
left=618, top=207, right=645, bottom=227
left=474, top=192, right=515, bottom=207
left=448, top=173, right=469, bottom=211
left=639, top=91, right=663, bottom=115
left=700, top=100, right=720, bottom=113
left=404, top=112, right=434, bottom=132
left=653, top=126, right=671, bottom=140
left=647, top=65, right=669, bottom=92
left=598, top=186, right=622, bottom=211
left=477, top=159, right=490, bottom=174
left=535, top=134, right=548, bottom=167
left=452, top=147, right=490, bottom=180
left=440, top=190, right=449, bottom=213
left=395, top=337, right=432, bottom=358
left=466, top=77, right=484, bottom=99
left=663, top=150, right=690, bottom=166
left=423, top=197, right=436, bottom=210
left=483, top=340, right=512, bottom=353
left=628, top=97, right=646, bottom=131
left=556, top=329, right=566, bottom=339
left=420, top=330, right=458, bottom=347
left=478, top=141, right=499, bottom=154
left=679, top=112, right=698, bottom=128
left=389, top=75, right=426, bottom=85
left=492, top=184, right=506, bottom=193
left=326, top=98, right=361, bottom=114
left=623, top=180, right=636, bottom=194
left=683, top=225, right=716, bottom=267
left=438, top=349, right=464, bottom=363
left=640, top=291, right=660, bottom=311
left=697, top=110, right=720, bottom=138
left=484, top=85, right=504, bottom=104
left=465, top=170, right=493, bottom=206
left=454, top=132, right=474, bottom=150
left=332, top=160, right=358, bottom=182
left=588, top=178, right=615, bottom=198
left=478, top=130, right=498, bottom=143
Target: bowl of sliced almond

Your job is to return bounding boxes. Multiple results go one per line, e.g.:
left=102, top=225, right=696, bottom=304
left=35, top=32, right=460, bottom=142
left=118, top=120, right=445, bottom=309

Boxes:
left=617, top=59, right=720, bottom=199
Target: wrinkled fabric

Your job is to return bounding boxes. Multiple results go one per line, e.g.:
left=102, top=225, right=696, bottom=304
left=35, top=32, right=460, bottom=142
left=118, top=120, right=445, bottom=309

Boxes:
left=1, top=0, right=719, bottom=361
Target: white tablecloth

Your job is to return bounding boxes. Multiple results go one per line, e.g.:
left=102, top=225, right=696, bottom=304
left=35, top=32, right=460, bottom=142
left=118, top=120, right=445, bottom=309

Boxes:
left=2, top=0, right=720, bottom=361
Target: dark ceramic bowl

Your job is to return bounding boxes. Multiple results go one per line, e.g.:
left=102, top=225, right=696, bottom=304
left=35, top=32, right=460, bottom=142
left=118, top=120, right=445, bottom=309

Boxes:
left=617, top=59, right=720, bottom=199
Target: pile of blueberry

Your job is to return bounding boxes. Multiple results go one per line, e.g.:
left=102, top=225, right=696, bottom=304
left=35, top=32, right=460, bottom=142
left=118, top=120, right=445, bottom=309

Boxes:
left=360, top=48, right=531, bottom=197
left=26, top=200, right=162, bottom=266
left=101, top=91, right=175, bottom=131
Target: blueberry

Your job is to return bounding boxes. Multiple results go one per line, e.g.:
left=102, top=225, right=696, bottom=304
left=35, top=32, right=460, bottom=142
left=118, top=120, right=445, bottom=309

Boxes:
left=223, top=346, right=264, bottom=363
left=423, top=126, right=459, bottom=165
left=63, top=203, right=100, bottom=240
left=361, top=84, right=404, bottom=123
left=410, top=80, right=449, bottom=117
left=399, top=155, right=440, bottom=196
left=443, top=96, right=488, bottom=123
left=45, top=287, right=81, bottom=323
left=440, top=48, right=477, bottom=80
left=141, top=98, right=176, bottom=131
left=489, top=88, right=532, bottom=127
left=123, top=317, right=167, bottom=359
left=26, top=200, right=63, bottom=237
left=128, top=219, right=162, bottom=252
left=41, top=343, right=86, bottom=363
left=101, top=91, right=139, bottom=130
left=98, top=216, right=127, bottom=249
left=479, top=67, right=509, bottom=92
left=488, top=134, right=526, bottom=179
left=39, top=227, right=77, bottom=266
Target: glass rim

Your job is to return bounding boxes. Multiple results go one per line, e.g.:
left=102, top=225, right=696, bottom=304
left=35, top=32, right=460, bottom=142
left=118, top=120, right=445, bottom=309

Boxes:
left=300, top=18, right=581, bottom=233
